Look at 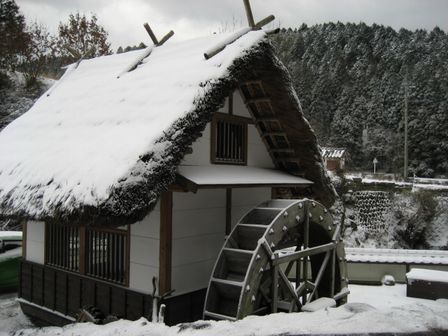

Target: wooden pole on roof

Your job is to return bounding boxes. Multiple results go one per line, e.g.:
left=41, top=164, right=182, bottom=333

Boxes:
left=243, top=0, right=255, bottom=27
left=144, top=23, right=159, bottom=45
left=204, top=0, right=276, bottom=60
left=117, top=23, right=175, bottom=78
left=143, top=23, right=174, bottom=47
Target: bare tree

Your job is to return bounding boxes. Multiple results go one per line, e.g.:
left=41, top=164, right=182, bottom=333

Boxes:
left=57, top=12, right=112, bottom=63
left=20, top=22, right=56, bottom=86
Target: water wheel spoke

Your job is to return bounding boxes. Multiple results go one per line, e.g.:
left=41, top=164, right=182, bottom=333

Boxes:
left=307, top=250, right=332, bottom=304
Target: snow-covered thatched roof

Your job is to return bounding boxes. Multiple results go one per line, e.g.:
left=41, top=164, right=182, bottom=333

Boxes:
left=0, top=31, right=334, bottom=226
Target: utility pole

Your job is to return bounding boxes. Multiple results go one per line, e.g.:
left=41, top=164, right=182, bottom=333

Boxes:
left=403, top=74, right=409, bottom=179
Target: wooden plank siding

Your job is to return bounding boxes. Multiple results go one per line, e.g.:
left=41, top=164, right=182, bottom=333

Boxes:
left=19, top=260, right=153, bottom=322
left=19, top=259, right=205, bottom=326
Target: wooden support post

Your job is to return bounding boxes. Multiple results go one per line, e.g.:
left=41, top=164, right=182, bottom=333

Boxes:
left=159, top=191, right=173, bottom=295
left=226, top=188, right=232, bottom=235
left=302, top=204, right=310, bottom=304
left=243, top=0, right=255, bottom=27
left=22, top=220, right=27, bottom=259
left=272, top=265, right=279, bottom=313
left=331, top=248, right=336, bottom=297
left=307, top=251, right=332, bottom=304
left=79, top=225, right=86, bottom=274
left=296, top=257, right=301, bottom=289
left=228, top=92, right=234, bottom=115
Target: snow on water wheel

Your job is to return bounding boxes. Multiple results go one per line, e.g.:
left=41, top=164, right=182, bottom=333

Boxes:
left=204, top=199, right=349, bottom=321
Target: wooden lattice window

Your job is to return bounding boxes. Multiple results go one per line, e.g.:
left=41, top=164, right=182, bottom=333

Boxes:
left=45, top=223, right=129, bottom=286
left=86, top=227, right=129, bottom=285
left=211, top=113, right=248, bottom=165
left=45, top=224, right=80, bottom=272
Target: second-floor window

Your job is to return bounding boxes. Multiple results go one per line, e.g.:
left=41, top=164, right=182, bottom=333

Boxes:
left=211, top=113, right=248, bottom=165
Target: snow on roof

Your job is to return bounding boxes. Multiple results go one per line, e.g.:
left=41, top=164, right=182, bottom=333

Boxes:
left=0, top=32, right=266, bottom=223
left=406, top=268, right=448, bottom=283
left=346, top=247, right=448, bottom=265
left=177, top=165, right=313, bottom=187
left=322, top=147, right=346, bottom=159
left=0, top=31, right=334, bottom=226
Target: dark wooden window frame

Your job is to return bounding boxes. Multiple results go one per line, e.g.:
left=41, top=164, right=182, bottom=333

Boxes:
left=44, top=223, right=130, bottom=287
left=210, top=112, right=249, bottom=165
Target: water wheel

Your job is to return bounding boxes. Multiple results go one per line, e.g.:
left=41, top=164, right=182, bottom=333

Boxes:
left=203, top=199, right=349, bottom=321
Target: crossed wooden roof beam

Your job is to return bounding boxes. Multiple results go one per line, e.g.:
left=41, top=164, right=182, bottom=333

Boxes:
left=204, top=0, right=277, bottom=59
left=117, top=23, right=174, bottom=78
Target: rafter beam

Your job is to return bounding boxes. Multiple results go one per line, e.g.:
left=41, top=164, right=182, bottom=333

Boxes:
left=246, top=97, right=271, bottom=105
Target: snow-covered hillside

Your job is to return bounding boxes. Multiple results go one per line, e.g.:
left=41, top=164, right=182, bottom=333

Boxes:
left=331, top=173, right=448, bottom=249
left=0, top=72, right=55, bottom=131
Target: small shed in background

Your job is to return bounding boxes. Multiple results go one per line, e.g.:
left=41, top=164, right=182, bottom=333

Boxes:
left=321, top=147, right=347, bottom=172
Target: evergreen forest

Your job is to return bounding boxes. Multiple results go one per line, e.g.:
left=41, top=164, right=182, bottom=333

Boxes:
left=271, top=23, right=448, bottom=177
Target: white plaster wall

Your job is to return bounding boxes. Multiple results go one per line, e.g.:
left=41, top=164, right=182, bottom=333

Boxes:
left=171, top=190, right=226, bottom=294
left=231, top=187, right=272, bottom=229
left=181, top=91, right=273, bottom=168
left=129, top=202, right=160, bottom=294
left=247, top=125, right=274, bottom=168
left=26, top=221, right=45, bottom=264
left=233, top=90, right=251, bottom=118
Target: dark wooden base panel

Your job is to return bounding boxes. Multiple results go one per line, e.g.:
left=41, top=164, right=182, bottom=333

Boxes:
left=407, top=279, right=448, bottom=300
left=20, top=260, right=152, bottom=325
left=19, top=260, right=206, bottom=327
left=164, top=289, right=206, bottom=325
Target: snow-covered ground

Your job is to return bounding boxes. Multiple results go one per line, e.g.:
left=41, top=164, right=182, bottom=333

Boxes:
left=1, top=284, right=447, bottom=336
left=0, top=293, right=34, bottom=335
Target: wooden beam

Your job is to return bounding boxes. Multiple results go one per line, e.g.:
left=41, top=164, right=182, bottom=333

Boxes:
left=226, top=188, right=232, bottom=235
left=246, top=97, right=271, bottom=105
left=272, top=242, right=336, bottom=266
left=255, top=15, right=275, bottom=29
left=270, top=148, right=295, bottom=153
left=22, top=220, right=27, bottom=259
left=159, top=191, right=173, bottom=295
left=126, top=225, right=131, bottom=286
left=79, top=225, right=86, bottom=274
left=228, top=92, right=234, bottom=116
left=143, top=23, right=159, bottom=45
left=262, top=132, right=287, bottom=138
left=204, top=27, right=251, bottom=60
left=256, top=117, right=278, bottom=123
left=243, top=0, right=255, bottom=27
left=158, top=30, right=174, bottom=46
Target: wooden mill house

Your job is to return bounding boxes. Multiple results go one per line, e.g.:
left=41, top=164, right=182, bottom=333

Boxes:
left=0, top=2, right=348, bottom=326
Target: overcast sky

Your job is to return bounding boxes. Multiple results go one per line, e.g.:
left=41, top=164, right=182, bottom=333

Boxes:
left=16, top=0, right=448, bottom=50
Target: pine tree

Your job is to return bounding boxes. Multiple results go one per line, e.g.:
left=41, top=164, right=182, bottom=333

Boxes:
left=0, top=0, right=28, bottom=80
left=272, top=23, right=448, bottom=176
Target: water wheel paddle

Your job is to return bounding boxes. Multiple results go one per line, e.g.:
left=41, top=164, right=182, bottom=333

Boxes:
left=204, top=199, right=349, bottom=321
